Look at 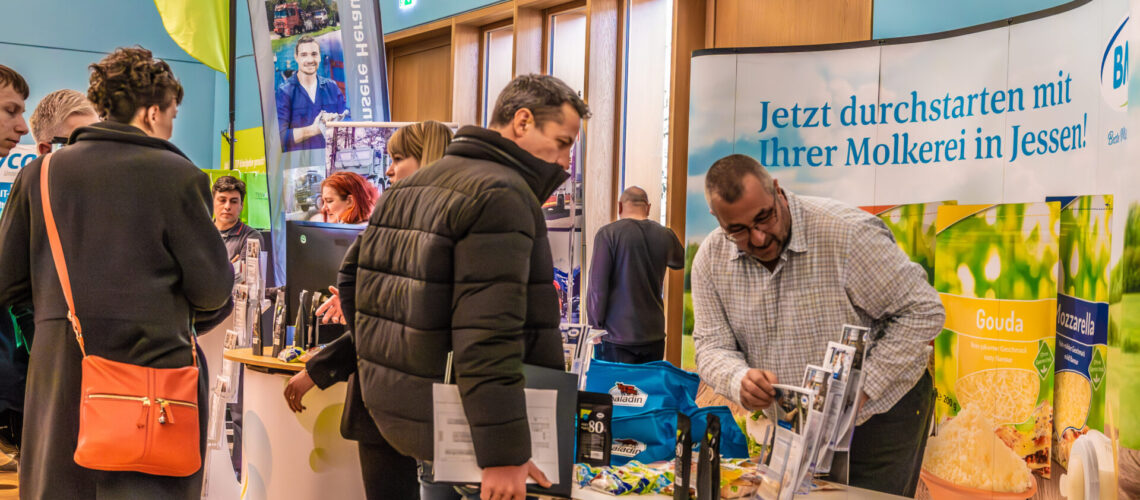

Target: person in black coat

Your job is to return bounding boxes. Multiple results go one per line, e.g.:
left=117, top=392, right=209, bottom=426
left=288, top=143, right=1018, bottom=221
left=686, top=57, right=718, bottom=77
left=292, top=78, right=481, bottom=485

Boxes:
left=353, top=75, right=589, bottom=500
left=0, top=47, right=233, bottom=499
left=282, top=121, right=453, bottom=500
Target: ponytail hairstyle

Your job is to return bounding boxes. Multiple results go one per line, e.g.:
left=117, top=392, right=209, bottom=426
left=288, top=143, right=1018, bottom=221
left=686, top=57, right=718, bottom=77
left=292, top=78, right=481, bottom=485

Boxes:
left=388, top=120, right=454, bottom=167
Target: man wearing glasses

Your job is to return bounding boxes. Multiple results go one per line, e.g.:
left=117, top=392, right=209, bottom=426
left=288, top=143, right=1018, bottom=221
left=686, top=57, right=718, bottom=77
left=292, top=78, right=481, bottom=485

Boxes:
left=29, top=89, right=98, bottom=155
left=690, top=154, right=944, bottom=496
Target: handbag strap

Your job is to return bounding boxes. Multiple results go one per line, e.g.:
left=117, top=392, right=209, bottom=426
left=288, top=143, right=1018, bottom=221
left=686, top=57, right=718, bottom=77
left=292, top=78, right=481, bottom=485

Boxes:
left=39, top=153, right=198, bottom=366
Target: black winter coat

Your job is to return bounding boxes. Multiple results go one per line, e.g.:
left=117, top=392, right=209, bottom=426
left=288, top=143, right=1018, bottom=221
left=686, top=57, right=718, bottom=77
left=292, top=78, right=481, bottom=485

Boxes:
left=0, top=121, right=233, bottom=499
left=353, top=126, right=568, bottom=468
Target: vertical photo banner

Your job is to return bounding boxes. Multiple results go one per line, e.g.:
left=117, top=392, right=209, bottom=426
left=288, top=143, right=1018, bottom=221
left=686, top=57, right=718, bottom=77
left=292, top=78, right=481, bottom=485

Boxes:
left=247, top=0, right=390, bottom=282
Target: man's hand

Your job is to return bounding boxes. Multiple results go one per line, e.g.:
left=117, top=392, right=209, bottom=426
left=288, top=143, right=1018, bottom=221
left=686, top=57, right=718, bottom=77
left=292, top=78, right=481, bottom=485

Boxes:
left=857, top=391, right=869, bottom=414
left=480, top=461, right=551, bottom=500
left=283, top=370, right=316, bottom=413
left=740, top=369, right=778, bottom=411
left=315, top=286, right=345, bottom=324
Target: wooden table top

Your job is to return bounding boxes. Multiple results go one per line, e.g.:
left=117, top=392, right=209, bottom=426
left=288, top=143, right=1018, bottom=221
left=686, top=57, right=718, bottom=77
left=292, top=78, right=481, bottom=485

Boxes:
left=223, top=347, right=306, bottom=373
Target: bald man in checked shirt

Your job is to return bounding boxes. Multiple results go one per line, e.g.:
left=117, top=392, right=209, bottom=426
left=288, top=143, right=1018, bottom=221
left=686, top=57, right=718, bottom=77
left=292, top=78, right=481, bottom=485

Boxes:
left=691, top=154, right=944, bottom=497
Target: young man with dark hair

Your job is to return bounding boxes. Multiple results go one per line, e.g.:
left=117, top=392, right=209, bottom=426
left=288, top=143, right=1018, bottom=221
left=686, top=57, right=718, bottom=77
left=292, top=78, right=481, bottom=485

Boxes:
left=0, top=64, right=29, bottom=474
left=275, top=35, right=348, bottom=152
left=691, top=153, right=944, bottom=496
left=352, top=74, right=589, bottom=500
left=587, top=186, right=684, bottom=364
left=212, top=175, right=262, bottom=262
left=0, top=64, right=30, bottom=157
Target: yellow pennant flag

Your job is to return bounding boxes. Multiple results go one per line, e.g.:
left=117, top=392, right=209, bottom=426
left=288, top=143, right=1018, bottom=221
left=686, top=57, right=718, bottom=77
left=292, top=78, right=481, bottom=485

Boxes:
left=153, top=0, right=230, bottom=76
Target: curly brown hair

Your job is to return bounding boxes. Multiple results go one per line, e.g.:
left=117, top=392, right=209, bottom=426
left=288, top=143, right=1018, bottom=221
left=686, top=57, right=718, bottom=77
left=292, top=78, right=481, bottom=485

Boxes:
left=87, top=46, right=184, bottom=123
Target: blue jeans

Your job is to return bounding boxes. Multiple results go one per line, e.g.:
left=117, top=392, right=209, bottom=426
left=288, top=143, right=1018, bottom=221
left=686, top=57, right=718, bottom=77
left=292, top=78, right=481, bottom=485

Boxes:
left=418, top=461, right=480, bottom=500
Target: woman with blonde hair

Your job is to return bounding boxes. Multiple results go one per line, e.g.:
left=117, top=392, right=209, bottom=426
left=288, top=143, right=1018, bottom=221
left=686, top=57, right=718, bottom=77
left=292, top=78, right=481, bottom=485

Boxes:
left=283, top=120, right=453, bottom=500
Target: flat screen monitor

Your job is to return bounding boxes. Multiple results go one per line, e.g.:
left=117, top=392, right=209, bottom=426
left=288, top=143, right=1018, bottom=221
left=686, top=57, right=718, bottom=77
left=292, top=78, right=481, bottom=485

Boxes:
left=285, top=220, right=364, bottom=343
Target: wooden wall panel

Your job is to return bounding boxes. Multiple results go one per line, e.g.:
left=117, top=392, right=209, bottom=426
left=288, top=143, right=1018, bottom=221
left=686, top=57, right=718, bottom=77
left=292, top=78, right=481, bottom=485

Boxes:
left=514, top=6, right=544, bottom=76
left=390, top=38, right=453, bottom=122
left=711, top=0, right=872, bottom=47
left=451, top=23, right=480, bottom=126
left=580, top=0, right=620, bottom=326
left=664, top=0, right=708, bottom=367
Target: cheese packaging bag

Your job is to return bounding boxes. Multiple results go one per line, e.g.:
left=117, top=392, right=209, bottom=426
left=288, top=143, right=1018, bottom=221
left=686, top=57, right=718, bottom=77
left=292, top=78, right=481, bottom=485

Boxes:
left=1046, top=196, right=1112, bottom=468
left=861, top=201, right=956, bottom=284
left=933, top=202, right=1060, bottom=478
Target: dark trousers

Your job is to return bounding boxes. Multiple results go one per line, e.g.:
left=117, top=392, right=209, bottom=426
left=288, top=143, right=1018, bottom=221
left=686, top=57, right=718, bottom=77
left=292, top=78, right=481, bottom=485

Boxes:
left=596, top=340, right=665, bottom=364
left=830, top=371, right=933, bottom=497
left=359, top=439, right=420, bottom=500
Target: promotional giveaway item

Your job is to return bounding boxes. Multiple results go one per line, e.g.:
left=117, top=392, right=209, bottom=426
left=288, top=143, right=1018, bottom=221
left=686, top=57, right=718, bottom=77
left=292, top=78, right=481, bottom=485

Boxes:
left=270, top=289, right=287, bottom=357
left=1047, top=195, right=1112, bottom=468
left=39, top=154, right=201, bottom=476
left=695, top=414, right=720, bottom=500
left=576, top=391, right=613, bottom=467
left=673, top=413, right=692, bottom=500
left=688, top=406, right=749, bottom=459
left=584, top=360, right=700, bottom=418
left=934, top=202, right=1060, bottom=478
left=610, top=408, right=678, bottom=466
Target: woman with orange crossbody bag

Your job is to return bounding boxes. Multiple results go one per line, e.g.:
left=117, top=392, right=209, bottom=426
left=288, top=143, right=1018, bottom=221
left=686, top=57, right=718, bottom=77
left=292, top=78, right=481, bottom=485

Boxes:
left=0, top=47, right=233, bottom=499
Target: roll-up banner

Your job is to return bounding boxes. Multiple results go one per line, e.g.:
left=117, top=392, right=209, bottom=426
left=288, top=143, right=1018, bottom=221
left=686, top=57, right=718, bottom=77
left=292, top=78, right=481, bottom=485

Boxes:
left=247, top=0, right=390, bottom=282
left=683, top=0, right=1138, bottom=486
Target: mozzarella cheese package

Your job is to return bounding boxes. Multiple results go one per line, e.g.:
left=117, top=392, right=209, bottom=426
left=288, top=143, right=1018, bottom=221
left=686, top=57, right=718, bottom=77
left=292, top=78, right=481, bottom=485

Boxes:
left=934, top=202, right=1060, bottom=478
left=1047, top=195, right=1112, bottom=469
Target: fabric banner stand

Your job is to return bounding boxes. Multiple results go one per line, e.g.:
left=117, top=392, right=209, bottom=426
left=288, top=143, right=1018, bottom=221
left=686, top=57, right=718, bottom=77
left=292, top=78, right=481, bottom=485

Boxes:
left=682, top=0, right=1136, bottom=493
left=247, top=0, right=391, bottom=284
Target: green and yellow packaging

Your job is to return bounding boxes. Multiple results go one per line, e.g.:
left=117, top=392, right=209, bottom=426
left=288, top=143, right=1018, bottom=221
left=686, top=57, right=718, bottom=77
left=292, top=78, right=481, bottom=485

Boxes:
left=933, top=202, right=1060, bottom=478
left=1047, top=196, right=1111, bottom=469
left=862, top=201, right=956, bottom=285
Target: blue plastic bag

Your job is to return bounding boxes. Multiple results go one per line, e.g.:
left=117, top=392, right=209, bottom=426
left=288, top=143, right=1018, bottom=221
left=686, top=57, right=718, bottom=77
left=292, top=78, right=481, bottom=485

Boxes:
left=610, top=408, right=678, bottom=466
left=689, top=406, right=749, bottom=459
left=584, top=359, right=699, bottom=418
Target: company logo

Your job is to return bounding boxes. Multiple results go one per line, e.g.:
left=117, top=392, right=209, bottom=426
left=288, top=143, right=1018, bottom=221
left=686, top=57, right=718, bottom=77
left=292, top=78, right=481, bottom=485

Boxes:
left=611, top=438, right=646, bottom=458
left=1100, top=15, right=1129, bottom=110
left=608, top=382, right=648, bottom=407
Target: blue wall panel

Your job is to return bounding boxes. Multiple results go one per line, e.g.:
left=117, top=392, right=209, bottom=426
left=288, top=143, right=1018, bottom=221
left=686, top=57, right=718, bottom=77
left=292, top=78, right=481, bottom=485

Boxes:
left=380, top=0, right=507, bottom=34
left=873, top=0, right=1073, bottom=39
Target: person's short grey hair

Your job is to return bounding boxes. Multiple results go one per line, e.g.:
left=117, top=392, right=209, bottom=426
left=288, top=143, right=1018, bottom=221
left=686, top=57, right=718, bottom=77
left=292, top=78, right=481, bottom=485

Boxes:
left=704, top=154, right=775, bottom=203
left=619, top=186, right=649, bottom=206
left=489, top=74, right=591, bottom=128
left=30, top=89, right=97, bottom=145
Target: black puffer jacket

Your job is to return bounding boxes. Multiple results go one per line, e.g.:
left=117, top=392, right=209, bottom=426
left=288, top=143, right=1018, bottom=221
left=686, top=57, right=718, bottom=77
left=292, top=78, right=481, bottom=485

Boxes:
left=353, top=126, right=568, bottom=468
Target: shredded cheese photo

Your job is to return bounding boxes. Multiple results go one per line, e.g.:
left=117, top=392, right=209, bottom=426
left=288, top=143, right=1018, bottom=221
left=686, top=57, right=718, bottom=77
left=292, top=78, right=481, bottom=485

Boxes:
left=955, top=369, right=1039, bottom=424
left=922, top=405, right=1034, bottom=492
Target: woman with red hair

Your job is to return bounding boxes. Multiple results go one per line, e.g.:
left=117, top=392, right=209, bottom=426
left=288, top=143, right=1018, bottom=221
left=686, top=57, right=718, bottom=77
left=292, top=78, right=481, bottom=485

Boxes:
left=320, top=171, right=378, bottom=224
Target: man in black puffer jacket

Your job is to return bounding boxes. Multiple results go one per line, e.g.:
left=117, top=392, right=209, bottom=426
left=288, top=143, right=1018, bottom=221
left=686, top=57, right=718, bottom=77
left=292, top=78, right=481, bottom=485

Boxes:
left=353, top=74, right=590, bottom=500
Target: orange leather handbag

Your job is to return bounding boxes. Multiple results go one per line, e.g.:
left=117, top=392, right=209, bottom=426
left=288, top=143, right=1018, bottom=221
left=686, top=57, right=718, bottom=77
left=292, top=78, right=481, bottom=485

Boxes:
left=39, top=153, right=203, bottom=477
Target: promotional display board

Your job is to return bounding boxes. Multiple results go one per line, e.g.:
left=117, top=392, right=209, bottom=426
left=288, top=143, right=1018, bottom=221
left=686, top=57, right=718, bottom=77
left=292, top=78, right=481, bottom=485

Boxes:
left=246, top=0, right=390, bottom=282
left=0, top=145, right=37, bottom=216
left=683, top=0, right=1133, bottom=491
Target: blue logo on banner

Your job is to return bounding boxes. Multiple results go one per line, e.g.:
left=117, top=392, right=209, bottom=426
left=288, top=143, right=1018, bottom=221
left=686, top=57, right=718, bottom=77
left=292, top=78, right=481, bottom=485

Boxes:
left=0, top=182, right=11, bottom=206
left=1056, top=293, right=1108, bottom=344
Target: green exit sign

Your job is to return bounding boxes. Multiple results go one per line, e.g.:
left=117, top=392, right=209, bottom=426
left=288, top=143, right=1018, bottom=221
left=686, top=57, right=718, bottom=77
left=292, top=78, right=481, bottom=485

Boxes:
left=400, top=0, right=415, bottom=7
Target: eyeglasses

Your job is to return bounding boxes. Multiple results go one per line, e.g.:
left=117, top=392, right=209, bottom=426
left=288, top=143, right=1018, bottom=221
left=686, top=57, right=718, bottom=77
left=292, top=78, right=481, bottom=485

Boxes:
left=720, top=189, right=783, bottom=244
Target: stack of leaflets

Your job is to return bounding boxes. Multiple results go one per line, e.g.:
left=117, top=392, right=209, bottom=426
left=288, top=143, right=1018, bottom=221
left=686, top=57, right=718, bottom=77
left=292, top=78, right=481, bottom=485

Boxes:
left=756, top=324, right=870, bottom=500
left=559, top=324, right=606, bottom=386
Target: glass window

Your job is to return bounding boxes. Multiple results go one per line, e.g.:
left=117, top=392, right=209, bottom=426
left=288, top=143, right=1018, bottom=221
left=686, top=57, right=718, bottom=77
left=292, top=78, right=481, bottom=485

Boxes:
left=620, top=0, right=673, bottom=223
